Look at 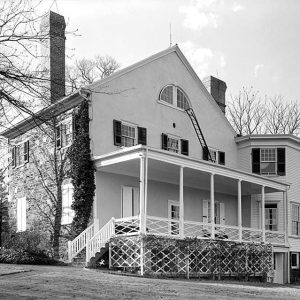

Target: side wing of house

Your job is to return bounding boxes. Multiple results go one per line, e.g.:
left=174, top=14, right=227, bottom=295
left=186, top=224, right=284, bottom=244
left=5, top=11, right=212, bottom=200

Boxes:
left=89, top=48, right=238, bottom=168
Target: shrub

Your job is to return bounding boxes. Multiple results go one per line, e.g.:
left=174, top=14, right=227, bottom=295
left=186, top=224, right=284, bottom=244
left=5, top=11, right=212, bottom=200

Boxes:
left=0, top=231, right=64, bottom=265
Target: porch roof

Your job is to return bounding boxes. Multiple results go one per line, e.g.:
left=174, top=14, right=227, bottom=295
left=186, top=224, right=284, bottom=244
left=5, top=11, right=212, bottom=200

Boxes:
left=93, top=145, right=289, bottom=194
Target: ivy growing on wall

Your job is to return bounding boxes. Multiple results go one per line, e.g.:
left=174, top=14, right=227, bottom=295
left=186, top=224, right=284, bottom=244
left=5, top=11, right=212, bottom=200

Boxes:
left=69, top=100, right=95, bottom=237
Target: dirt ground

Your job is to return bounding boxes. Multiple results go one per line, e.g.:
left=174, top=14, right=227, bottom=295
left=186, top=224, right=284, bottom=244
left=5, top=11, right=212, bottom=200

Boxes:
left=0, top=264, right=300, bottom=299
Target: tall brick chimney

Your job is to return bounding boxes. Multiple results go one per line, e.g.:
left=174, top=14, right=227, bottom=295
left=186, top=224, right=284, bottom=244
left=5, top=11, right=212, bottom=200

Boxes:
left=41, top=11, right=66, bottom=103
left=203, top=76, right=227, bottom=114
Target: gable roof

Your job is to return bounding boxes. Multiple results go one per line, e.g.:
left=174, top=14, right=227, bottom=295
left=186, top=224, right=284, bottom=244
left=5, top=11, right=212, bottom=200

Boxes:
left=1, top=45, right=237, bottom=139
left=84, top=45, right=237, bottom=135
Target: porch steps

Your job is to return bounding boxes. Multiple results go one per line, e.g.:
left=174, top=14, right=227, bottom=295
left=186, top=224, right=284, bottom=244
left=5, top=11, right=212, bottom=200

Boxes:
left=185, top=107, right=213, bottom=162
left=88, top=243, right=109, bottom=268
left=70, top=256, right=86, bottom=268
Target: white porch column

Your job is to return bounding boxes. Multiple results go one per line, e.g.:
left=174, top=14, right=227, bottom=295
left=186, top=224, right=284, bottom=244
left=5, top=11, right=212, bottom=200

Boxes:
left=210, top=173, right=215, bottom=239
left=261, top=185, right=265, bottom=243
left=179, top=166, right=184, bottom=238
left=139, top=155, right=146, bottom=234
left=283, top=191, right=289, bottom=245
left=144, top=151, right=148, bottom=232
left=238, top=179, right=242, bottom=242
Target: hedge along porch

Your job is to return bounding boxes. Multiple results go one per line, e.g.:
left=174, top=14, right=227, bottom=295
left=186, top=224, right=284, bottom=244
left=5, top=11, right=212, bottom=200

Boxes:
left=92, top=145, right=289, bottom=278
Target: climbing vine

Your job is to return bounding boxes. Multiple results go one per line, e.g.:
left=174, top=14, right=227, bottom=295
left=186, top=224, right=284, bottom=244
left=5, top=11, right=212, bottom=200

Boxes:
left=69, top=100, right=95, bottom=237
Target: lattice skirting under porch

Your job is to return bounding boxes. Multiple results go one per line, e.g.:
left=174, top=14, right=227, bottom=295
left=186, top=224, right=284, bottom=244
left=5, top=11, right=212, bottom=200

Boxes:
left=110, top=235, right=273, bottom=278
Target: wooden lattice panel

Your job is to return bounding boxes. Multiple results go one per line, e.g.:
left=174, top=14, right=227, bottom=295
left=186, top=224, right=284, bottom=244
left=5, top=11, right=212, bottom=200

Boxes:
left=110, top=236, right=141, bottom=269
left=110, top=235, right=273, bottom=279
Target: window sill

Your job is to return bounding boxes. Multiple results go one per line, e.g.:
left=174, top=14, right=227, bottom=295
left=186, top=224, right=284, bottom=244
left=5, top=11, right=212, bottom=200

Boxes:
left=157, top=100, right=187, bottom=113
left=289, top=235, right=300, bottom=239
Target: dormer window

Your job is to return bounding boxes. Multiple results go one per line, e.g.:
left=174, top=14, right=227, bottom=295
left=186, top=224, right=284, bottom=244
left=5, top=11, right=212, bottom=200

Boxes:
left=159, top=85, right=190, bottom=110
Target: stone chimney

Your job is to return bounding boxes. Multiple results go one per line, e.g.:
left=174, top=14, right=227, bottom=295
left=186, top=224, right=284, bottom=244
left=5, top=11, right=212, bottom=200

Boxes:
left=41, top=11, right=66, bottom=103
left=203, top=76, right=227, bottom=113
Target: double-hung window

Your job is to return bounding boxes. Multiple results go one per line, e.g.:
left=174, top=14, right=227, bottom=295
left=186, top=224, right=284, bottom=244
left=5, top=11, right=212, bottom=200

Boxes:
left=203, top=147, right=225, bottom=165
left=261, top=148, right=276, bottom=175
left=291, top=253, right=299, bottom=269
left=56, top=118, right=73, bottom=149
left=113, top=120, right=147, bottom=147
left=121, top=123, right=136, bottom=147
left=11, top=141, right=29, bottom=168
left=252, top=148, right=285, bottom=176
left=265, top=203, right=278, bottom=231
left=292, top=204, right=300, bottom=236
left=161, top=133, right=189, bottom=156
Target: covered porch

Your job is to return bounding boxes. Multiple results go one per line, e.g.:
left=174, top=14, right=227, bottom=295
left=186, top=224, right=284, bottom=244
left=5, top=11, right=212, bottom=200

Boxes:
left=93, top=145, right=289, bottom=247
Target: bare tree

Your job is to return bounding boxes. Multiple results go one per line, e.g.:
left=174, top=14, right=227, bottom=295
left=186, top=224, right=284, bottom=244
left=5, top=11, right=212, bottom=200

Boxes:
left=0, top=0, right=51, bottom=130
left=227, top=88, right=300, bottom=136
left=265, top=96, right=300, bottom=135
left=66, top=56, right=120, bottom=94
left=227, top=87, right=266, bottom=135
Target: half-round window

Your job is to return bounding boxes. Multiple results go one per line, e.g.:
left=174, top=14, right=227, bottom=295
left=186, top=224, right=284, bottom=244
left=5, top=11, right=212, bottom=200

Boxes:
left=159, top=85, right=190, bottom=110
left=160, top=85, right=173, bottom=104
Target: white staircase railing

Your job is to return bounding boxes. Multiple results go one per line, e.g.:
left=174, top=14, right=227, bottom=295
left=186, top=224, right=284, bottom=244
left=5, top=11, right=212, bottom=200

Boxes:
left=68, top=223, right=95, bottom=263
left=86, top=218, right=115, bottom=262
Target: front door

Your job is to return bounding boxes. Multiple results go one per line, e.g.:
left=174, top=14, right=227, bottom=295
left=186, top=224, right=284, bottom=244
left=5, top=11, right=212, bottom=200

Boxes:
left=121, top=186, right=139, bottom=218
left=273, top=253, right=284, bottom=284
left=168, top=200, right=180, bottom=235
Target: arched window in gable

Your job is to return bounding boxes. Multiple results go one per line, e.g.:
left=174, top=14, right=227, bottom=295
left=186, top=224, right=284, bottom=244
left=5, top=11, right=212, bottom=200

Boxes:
left=159, top=85, right=190, bottom=110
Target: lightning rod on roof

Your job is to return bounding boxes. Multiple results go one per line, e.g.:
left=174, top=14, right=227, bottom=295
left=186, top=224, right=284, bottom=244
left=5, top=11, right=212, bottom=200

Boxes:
left=169, top=23, right=172, bottom=47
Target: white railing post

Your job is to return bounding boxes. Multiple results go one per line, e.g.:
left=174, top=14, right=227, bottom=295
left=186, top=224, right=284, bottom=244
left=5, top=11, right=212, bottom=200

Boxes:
left=210, top=173, right=215, bottom=239
left=139, top=155, right=146, bottom=234
left=179, top=166, right=184, bottom=238
left=112, top=217, right=115, bottom=236
left=261, top=186, right=265, bottom=243
left=86, top=240, right=90, bottom=263
left=238, top=179, right=242, bottom=242
left=67, top=241, right=72, bottom=263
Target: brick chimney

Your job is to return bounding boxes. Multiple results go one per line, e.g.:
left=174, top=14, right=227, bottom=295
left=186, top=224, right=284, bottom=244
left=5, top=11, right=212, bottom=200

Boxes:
left=41, top=11, right=66, bottom=103
left=203, top=76, right=227, bottom=113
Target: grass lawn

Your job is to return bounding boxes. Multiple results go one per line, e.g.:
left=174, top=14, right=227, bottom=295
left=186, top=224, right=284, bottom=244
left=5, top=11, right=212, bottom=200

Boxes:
left=0, top=264, right=299, bottom=299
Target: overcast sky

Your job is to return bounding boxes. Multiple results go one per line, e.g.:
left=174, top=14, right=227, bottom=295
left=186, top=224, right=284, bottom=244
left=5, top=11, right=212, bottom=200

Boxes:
left=42, top=0, right=300, bottom=103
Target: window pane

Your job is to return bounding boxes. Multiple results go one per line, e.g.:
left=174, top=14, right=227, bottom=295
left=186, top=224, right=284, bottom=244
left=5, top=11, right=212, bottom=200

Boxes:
left=167, top=137, right=179, bottom=153
left=261, top=162, right=276, bottom=174
left=177, top=88, right=189, bottom=110
left=160, top=86, right=173, bottom=104
left=261, top=148, right=276, bottom=162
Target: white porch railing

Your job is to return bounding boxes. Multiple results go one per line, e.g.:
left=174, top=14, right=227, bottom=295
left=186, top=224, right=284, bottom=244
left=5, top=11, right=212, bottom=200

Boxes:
left=86, top=216, right=140, bottom=262
left=265, top=230, right=285, bottom=244
left=86, top=218, right=115, bottom=262
left=242, top=227, right=263, bottom=243
left=68, top=223, right=94, bottom=263
left=215, top=224, right=240, bottom=241
left=146, top=216, right=285, bottom=245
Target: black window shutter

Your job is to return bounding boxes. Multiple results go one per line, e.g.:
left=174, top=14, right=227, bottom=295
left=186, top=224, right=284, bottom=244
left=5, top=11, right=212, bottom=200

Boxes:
left=72, top=113, right=77, bottom=137
left=56, top=125, right=61, bottom=149
left=113, top=120, right=122, bottom=146
left=138, top=127, right=147, bottom=145
left=12, top=147, right=16, bottom=168
left=162, top=133, right=168, bottom=150
left=24, top=141, right=29, bottom=163
left=252, top=148, right=260, bottom=174
left=181, top=139, right=189, bottom=156
left=203, top=146, right=209, bottom=161
left=277, top=148, right=286, bottom=176
left=218, top=151, right=225, bottom=165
